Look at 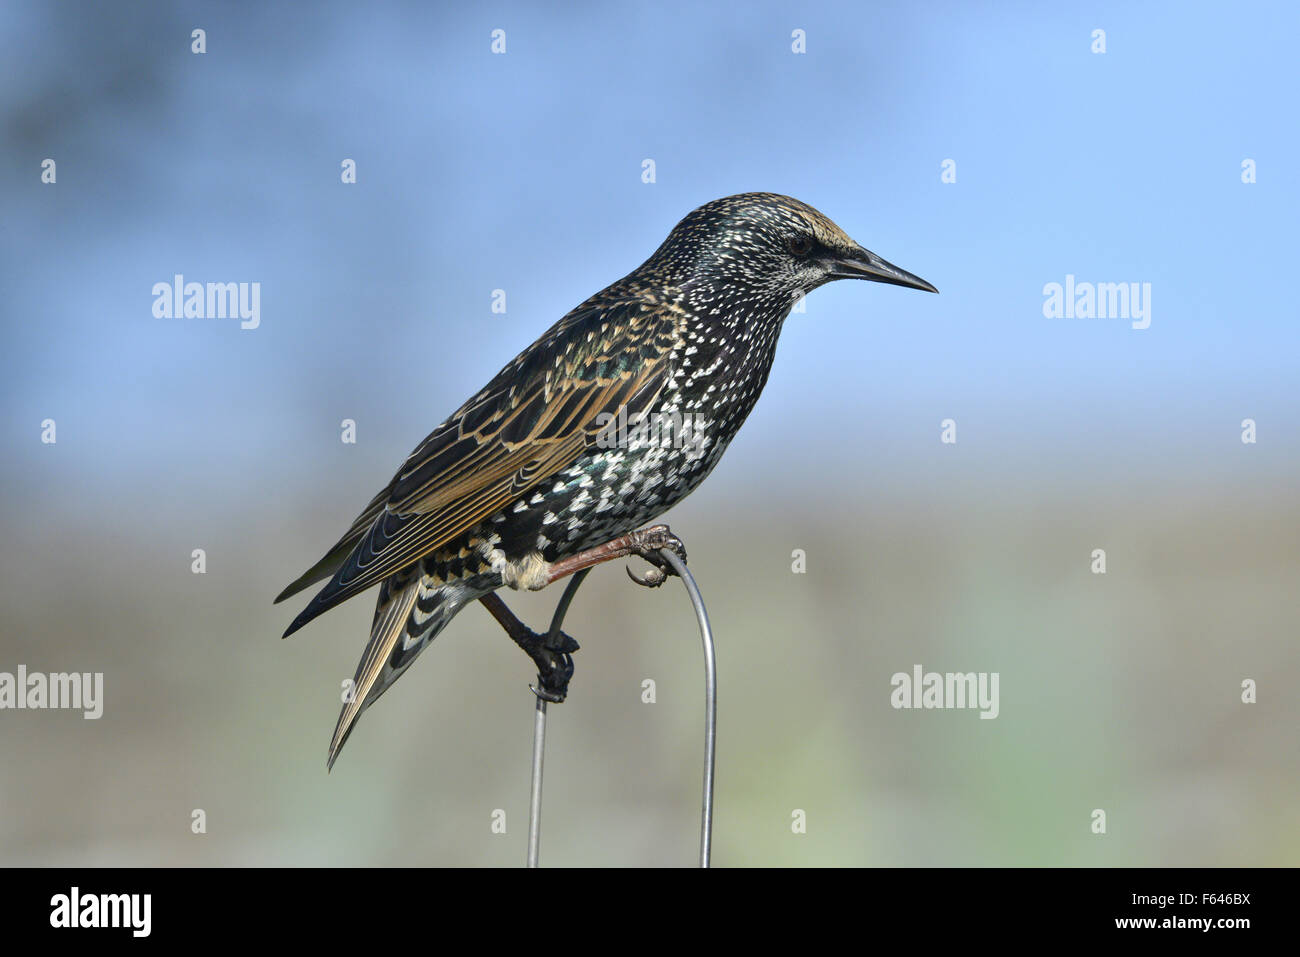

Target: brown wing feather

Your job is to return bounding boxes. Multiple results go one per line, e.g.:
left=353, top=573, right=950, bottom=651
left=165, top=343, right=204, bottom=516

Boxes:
left=281, top=296, right=681, bottom=637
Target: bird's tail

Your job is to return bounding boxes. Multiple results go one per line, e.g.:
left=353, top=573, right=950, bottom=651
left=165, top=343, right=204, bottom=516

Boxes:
left=327, top=569, right=481, bottom=770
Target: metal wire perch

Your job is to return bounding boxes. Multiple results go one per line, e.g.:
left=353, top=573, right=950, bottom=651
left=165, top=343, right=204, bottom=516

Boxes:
left=525, top=548, right=716, bottom=868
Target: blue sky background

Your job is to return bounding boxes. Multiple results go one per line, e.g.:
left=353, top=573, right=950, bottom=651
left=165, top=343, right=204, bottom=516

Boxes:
left=0, top=2, right=1296, bottom=866
left=2, top=0, right=1296, bottom=504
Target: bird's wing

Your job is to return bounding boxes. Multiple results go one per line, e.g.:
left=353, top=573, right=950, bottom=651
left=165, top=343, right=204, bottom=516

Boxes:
left=273, top=484, right=390, bottom=604
left=281, top=296, right=682, bottom=637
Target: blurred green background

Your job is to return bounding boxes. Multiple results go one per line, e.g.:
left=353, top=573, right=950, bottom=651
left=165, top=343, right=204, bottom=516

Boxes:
left=1, top=1, right=1296, bottom=865
left=3, top=476, right=1295, bottom=866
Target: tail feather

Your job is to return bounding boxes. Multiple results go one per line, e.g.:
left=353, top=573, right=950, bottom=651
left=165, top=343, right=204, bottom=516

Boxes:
left=326, top=572, right=483, bottom=770
left=327, top=574, right=419, bottom=770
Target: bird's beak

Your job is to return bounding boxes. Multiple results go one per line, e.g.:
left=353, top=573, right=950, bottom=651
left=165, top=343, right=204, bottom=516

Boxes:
left=828, top=244, right=938, bottom=293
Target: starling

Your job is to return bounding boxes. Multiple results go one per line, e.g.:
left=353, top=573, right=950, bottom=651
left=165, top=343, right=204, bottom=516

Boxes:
left=277, top=192, right=937, bottom=768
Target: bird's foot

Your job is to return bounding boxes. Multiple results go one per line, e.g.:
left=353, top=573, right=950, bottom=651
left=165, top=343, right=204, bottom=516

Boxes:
left=520, top=627, right=580, bottom=702
left=624, top=524, right=687, bottom=588
left=478, top=592, right=581, bottom=700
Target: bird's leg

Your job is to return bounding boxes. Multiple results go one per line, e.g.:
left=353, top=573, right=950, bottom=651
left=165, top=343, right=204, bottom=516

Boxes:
left=476, top=525, right=686, bottom=699
left=478, top=592, right=579, bottom=702
left=544, top=524, right=688, bottom=589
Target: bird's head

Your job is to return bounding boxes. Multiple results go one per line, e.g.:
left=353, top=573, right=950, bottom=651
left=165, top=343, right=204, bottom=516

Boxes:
left=645, top=192, right=937, bottom=302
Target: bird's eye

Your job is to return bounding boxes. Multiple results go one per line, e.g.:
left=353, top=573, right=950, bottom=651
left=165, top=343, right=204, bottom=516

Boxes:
left=786, top=235, right=813, bottom=257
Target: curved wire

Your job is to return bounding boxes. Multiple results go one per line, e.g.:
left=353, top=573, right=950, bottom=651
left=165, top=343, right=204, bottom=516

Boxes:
left=526, top=568, right=590, bottom=868
left=656, top=547, right=715, bottom=868
left=526, top=549, right=715, bottom=868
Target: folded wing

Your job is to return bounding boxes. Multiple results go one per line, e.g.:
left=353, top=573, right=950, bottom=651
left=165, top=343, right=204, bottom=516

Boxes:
left=280, top=296, right=681, bottom=637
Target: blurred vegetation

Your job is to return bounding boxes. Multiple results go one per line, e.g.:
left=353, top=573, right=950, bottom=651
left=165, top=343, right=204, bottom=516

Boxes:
left=2, top=477, right=1295, bottom=866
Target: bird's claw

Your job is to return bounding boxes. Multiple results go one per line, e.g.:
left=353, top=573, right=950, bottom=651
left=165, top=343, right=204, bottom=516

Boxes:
left=517, top=626, right=579, bottom=702
left=626, top=563, right=669, bottom=588
left=625, top=524, right=687, bottom=589
left=529, top=647, right=575, bottom=702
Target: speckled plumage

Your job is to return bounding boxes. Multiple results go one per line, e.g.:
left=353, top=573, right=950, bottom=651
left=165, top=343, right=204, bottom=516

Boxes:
left=276, top=192, right=936, bottom=768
